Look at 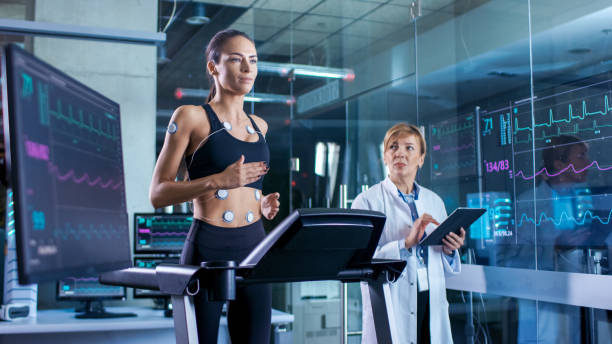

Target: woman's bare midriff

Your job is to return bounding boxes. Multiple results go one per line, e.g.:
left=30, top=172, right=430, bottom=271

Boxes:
left=192, top=186, right=262, bottom=227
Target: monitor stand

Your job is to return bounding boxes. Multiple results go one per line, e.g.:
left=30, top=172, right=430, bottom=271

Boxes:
left=75, top=300, right=137, bottom=319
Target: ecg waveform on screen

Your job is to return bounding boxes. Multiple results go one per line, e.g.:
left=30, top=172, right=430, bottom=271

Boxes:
left=136, top=216, right=191, bottom=252
left=53, top=223, right=126, bottom=240
left=514, top=95, right=612, bottom=134
left=512, top=161, right=612, bottom=180
left=33, top=82, right=119, bottom=141
left=512, top=88, right=612, bottom=147
left=430, top=114, right=477, bottom=179
left=47, top=162, right=122, bottom=190
left=60, top=277, right=122, bottom=295
left=517, top=209, right=611, bottom=227
left=513, top=120, right=612, bottom=145
left=25, top=138, right=123, bottom=189
left=431, top=117, right=473, bottom=138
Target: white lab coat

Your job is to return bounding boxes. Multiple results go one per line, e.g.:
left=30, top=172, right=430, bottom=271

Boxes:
left=352, top=177, right=460, bottom=344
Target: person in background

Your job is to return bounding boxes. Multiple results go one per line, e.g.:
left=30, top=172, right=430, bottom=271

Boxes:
left=352, top=123, right=465, bottom=344
left=508, top=135, right=608, bottom=343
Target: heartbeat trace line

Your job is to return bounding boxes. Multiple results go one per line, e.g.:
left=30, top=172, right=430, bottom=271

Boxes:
left=47, top=162, right=122, bottom=190
left=49, top=99, right=118, bottom=141
left=514, top=95, right=612, bottom=133
left=513, top=160, right=612, bottom=180
left=514, top=120, right=612, bottom=144
left=432, top=119, right=474, bottom=138
left=517, top=209, right=611, bottom=227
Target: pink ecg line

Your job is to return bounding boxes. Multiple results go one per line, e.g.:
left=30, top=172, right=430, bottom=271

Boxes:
left=47, top=163, right=122, bottom=189
left=513, top=161, right=612, bottom=180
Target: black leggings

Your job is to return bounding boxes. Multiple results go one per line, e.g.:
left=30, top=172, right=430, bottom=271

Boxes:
left=417, top=290, right=430, bottom=344
left=180, top=219, right=271, bottom=344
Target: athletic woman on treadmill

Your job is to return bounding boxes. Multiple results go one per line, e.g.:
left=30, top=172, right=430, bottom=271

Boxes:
left=149, top=29, right=280, bottom=343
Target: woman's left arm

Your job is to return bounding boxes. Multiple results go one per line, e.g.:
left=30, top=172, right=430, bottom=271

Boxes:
left=442, top=228, right=466, bottom=255
left=261, top=192, right=280, bottom=220
left=433, top=196, right=464, bottom=273
left=252, top=115, right=280, bottom=220
left=441, top=228, right=465, bottom=274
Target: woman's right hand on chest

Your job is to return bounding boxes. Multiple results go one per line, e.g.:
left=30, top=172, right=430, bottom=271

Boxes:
left=404, top=213, right=439, bottom=248
left=215, top=155, right=268, bottom=189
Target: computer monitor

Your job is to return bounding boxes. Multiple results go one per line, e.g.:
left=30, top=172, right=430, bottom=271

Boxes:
left=134, top=213, right=191, bottom=254
left=58, top=275, right=125, bottom=300
left=1, top=44, right=131, bottom=284
left=57, top=275, right=134, bottom=318
left=133, top=256, right=176, bottom=317
left=132, top=256, right=175, bottom=298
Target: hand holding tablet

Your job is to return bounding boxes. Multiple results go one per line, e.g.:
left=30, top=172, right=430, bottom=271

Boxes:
left=419, top=208, right=486, bottom=246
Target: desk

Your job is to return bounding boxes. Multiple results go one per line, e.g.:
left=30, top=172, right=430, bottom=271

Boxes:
left=0, top=307, right=293, bottom=344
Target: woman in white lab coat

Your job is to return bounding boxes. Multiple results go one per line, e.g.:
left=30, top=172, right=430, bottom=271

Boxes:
left=352, top=123, right=465, bottom=344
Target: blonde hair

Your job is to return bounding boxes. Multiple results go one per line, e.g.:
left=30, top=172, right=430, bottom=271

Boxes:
left=383, top=123, right=426, bottom=156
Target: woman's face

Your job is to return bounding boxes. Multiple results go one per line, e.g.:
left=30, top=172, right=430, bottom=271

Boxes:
left=209, top=35, right=257, bottom=95
left=383, top=133, right=425, bottom=180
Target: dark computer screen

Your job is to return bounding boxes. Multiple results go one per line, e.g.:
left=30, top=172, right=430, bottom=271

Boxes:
left=134, top=213, right=191, bottom=253
left=57, top=275, right=125, bottom=300
left=132, top=257, right=177, bottom=298
left=1, top=44, right=131, bottom=284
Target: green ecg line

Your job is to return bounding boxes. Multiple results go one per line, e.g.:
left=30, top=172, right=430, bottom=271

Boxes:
left=49, top=99, right=118, bottom=141
left=433, top=118, right=474, bottom=138
left=515, top=119, right=612, bottom=144
left=514, top=95, right=612, bottom=134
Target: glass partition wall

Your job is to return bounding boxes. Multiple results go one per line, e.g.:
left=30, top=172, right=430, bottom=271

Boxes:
left=268, top=0, right=612, bottom=343
left=15, top=0, right=604, bottom=342
left=4, top=0, right=611, bottom=342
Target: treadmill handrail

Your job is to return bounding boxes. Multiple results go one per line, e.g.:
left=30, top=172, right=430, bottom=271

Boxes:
left=99, top=264, right=201, bottom=295
left=99, top=267, right=159, bottom=291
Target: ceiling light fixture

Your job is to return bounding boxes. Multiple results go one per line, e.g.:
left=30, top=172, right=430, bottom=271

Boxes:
left=175, top=88, right=295, bottom=105
left=157, top=45, right=171, bottom=65
left=257, top=61, right=355, bottom=81
left=186, top=3, right=210, bottom=25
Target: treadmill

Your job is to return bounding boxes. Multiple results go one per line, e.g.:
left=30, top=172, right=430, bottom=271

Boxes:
left=100, top=208, right=406, bottom=343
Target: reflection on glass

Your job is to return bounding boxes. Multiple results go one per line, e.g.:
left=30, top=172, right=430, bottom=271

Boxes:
left=218, top=0, right=612, bottom=342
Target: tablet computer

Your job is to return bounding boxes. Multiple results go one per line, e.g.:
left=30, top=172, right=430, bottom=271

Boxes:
left=419, top=207, right=486, bottom=246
